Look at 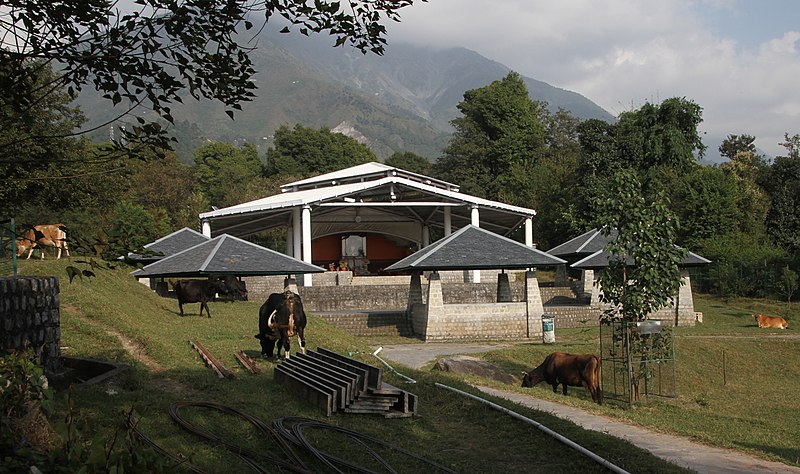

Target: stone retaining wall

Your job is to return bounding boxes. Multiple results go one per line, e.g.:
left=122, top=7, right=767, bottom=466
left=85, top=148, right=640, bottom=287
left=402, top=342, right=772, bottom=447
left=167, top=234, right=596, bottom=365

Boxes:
left=415, top=302, right=530, bottom=341
left=0, top=277, right=61, bottom=373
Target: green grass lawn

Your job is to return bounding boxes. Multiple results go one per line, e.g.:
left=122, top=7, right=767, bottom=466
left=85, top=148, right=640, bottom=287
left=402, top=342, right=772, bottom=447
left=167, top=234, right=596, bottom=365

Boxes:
left=13, top=259, right=799, bottom=472
left=476, top=294, right=800, bottom=468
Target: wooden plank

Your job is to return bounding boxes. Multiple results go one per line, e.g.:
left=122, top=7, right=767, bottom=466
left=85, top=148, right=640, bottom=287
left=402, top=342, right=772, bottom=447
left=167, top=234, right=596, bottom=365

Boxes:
left=190, top=340, right=235, bottom=379
left=234, top=351, right=261, bottom=375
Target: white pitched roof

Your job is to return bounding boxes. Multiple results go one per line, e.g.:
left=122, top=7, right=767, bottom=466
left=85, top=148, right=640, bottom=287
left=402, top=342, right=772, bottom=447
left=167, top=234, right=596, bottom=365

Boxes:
left=200, top=162, right=536, bottom=238
left=281, top=162, right=459, bottom=192
left=200, top=176, right=535, bottom=220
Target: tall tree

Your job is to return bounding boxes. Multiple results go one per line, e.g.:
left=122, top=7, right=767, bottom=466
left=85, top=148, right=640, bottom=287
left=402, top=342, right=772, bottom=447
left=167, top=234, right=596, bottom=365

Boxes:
left=575, top=98, right=706, bottom=228
left=525, top=107, right=583, bottom=248
left=433, top=72, right=545, bottom=201
left=0, top=62, right=92, bottom=212
left=673, top=166, right=739, bottom=248
left=1, top=1, right=419, bottom=155
left=385, top=151, right=432, bottom=176
left=615, top=97, right=706, bottom=177
left=594, top=169, right=685, bottom=322
left=264, top=124, right=376, bottom=177
left=719, top=151, right=770, bottom=236
left=125, top=151, right=207, bottom=229
left=194, top=142, right=262, bottom=207
left=765, top=134, right=800, bottom=260
left=719, top=134, right=757, bottom=161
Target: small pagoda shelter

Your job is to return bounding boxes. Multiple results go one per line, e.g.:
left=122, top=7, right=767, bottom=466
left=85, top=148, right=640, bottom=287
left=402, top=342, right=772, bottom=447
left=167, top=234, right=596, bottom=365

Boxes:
left=385, top=225, right=565, bottom=341
left=548, top=228, right=711, bottom=326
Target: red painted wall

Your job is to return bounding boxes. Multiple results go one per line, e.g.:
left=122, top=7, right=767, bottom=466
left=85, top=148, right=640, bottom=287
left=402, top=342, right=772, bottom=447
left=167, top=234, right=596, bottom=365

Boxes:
left=311, top=233, right=412, bottom=273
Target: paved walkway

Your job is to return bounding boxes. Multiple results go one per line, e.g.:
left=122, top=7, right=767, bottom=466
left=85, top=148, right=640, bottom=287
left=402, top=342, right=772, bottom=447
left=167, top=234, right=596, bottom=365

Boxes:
left=378, top=343, right=800, bottom=474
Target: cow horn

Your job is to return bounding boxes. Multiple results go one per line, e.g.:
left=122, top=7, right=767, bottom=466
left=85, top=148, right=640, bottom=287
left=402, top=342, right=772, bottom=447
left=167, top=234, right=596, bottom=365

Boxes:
left=521, top=371, right=527, bottom=376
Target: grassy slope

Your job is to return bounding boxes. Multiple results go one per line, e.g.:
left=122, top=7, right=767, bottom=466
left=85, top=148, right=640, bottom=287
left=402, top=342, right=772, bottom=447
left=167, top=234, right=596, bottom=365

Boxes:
left=478, top=295, right=800, bottom=467
left=16, top=259, right=756, bottom=473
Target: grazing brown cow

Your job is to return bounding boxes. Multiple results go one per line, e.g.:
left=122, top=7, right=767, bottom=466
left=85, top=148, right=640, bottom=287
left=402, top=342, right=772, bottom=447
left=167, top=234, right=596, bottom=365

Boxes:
left=16, top=224, right=69, bottom=259
left=752, top=313, right=789, bottom=329
left=522, top=352, right=602, bottom=404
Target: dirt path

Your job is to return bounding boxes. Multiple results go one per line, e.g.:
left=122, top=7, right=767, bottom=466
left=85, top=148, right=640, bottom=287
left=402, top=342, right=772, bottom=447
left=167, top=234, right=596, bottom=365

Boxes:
left=61, top=303, right=187, bottom=392
left=378, top=343, right=800, bottom=474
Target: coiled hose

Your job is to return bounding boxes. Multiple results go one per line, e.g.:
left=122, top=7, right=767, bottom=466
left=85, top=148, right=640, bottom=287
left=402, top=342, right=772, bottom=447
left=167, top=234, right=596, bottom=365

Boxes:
left=127, top=402, right=456, bottom=473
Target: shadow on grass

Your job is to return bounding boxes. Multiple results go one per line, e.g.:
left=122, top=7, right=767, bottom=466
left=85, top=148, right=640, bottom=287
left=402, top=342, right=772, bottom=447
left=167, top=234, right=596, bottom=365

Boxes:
left=735, top=441, right=800, bottom=468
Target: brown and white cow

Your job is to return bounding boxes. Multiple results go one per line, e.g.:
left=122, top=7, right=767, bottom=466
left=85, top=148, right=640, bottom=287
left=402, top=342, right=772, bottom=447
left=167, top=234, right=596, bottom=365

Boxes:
left=752, top=313, right=789, bottom=329
left=522, top=352, right=602, bottom=404
left=16, top=224, right=69, bottom=259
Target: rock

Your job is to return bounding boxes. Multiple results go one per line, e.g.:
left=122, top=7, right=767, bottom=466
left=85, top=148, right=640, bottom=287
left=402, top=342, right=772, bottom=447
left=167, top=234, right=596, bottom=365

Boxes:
left=433, top=355, right=517, bottom=385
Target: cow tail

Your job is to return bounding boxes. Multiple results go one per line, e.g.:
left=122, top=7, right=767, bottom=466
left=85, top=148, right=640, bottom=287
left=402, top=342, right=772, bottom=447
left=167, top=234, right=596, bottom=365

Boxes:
left=594, top=356, right=602, bottom=404
left=287, top=296, right=295, bottom=337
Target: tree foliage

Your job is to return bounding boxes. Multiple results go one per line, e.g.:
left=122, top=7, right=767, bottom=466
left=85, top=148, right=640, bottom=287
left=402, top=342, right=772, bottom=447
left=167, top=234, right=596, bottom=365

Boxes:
left=433, top=72, right=544, bottom=201
left=719, top=134, right=757, bottom=160
left=764, top=134, right=800, bottom=260
left=265, top=124, right=376, bottom=177
left=594, top=169, right=685, bottom=322
left=0, top=0, right=419, bottom=156
left=384, top=151, right=432, bottom=175
left=615, top=97, right=706, bottom=175
left=0, top=62, right=92, bottom=209
left=194, top=142, right=262, bottom=207
left=673, top=166, right=739, bottom=248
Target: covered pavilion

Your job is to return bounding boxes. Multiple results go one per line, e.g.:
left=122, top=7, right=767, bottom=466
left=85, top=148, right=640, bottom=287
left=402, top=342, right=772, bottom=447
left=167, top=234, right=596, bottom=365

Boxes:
left=198, top=162, right=538, bottom=286
left=385, top=225, right=565, bottom=341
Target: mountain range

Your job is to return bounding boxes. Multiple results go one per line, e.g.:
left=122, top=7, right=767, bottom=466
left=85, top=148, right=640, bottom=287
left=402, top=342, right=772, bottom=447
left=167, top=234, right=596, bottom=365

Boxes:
left=77, top=30, right=615, bottom=164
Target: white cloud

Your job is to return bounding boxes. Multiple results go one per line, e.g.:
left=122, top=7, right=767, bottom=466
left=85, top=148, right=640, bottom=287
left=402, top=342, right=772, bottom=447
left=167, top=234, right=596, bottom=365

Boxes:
left=388, top=0, right=800, bottom=157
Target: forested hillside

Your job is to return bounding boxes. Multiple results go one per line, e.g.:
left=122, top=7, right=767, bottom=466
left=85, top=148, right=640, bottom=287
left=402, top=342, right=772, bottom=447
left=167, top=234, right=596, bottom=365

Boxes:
left=73, top=30, right=613, bottom=164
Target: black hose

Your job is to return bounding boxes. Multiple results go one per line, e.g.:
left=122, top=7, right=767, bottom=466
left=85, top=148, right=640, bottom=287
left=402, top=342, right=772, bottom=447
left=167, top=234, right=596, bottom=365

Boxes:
left=128, top=402, right=458, bottom=473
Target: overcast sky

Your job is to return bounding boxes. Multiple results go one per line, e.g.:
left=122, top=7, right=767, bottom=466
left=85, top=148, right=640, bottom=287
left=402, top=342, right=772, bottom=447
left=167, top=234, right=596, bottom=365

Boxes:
left=387, top=0, right=800, bottom=158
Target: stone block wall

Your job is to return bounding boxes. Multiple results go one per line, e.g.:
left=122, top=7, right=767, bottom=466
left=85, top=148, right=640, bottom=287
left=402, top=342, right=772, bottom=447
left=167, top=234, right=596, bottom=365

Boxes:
left=0, top=277, right=61, bottom=373
left=423, top=302, right=529, bottom=341
left=298, top=284, right=411, bottom=312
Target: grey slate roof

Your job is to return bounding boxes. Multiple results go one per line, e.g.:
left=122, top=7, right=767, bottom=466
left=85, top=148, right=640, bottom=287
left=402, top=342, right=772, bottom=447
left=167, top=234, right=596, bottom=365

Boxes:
left=131, top=234, right=324, bottom=278
left=571, top=248, right=711, bottom=270
left=127, top=227, right=209, bottom=263
left=384, top=225, right=566, bottom=272
left=546, top=227, right=618, bottom=258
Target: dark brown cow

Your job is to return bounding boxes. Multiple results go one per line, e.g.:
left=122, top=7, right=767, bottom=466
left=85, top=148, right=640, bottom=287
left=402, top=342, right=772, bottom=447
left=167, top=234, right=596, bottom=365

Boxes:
left=16, top=224, right=69, bottom=259
left=216, top=275, right=248, bottom=301
left=521, top=352, right=602, bottom=404
left=255, top=290, right=307, bottom=360
left=172, top=278, right=227, bottom=318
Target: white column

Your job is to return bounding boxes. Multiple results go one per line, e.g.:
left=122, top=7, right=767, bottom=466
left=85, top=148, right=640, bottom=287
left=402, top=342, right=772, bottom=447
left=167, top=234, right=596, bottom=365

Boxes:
left=444, top=207, right=452, bottom=236
left=292, top=208, right=302, bottom=260
left=201, top=220, right=211, bottom=237
left=525, top=217, right=533, bottom=247
left=471, top=206, right=480, bottom=283
left=301, top=205, right=312, bottom=287
left=422, top=225, right=430, bottom=247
